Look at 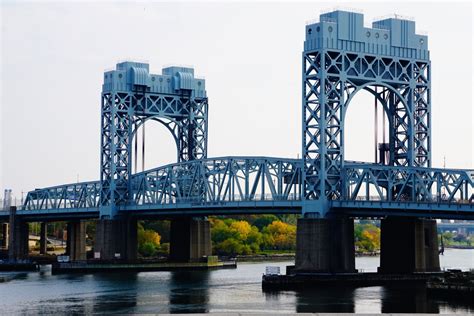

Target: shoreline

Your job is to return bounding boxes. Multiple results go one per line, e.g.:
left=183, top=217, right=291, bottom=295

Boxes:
left=444, top=245, right=474, bottom=250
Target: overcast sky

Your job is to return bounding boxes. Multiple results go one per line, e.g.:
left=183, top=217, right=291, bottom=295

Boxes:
left=1, top=1, right=473, bottom=200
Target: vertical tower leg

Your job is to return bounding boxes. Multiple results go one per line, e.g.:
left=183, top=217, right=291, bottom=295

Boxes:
left=94, top=218, right=137, bottom=261
left=169, top=218, right=211, bottom=262
left=66, top=221, right=86, bottom=261
left=379, top=217, right=440, bottom=273
left=295, top=217, right=356, bottom=273
left=39, top=222, right=47, bottom=255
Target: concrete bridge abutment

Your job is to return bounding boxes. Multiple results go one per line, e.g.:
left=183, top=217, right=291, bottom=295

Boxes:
left=8, top=207, right=29, bottom=261
left=379, top=217, right=440, bottom=273
left=1, top=222, right=8, bottom=249
left=295, top=216, right=356, bottom=273
left=94, top=218, right=137, bottom=261
left=169, top=218, right=211, bottom=262
left=66, top=221, right=86, bottom=261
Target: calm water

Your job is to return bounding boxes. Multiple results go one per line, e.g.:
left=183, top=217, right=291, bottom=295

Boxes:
left=0, top=249, right=473, bottom=314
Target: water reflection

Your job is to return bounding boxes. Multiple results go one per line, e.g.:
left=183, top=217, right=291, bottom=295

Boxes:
left=381, top=284, right=438, bottom=313
left=92, top=272, right=138, bottom=314
left=295, top=286, right=355, bottom=313
left=168, top=271, right=210, bottom=313
left=0, top=252, right=473, bottom=314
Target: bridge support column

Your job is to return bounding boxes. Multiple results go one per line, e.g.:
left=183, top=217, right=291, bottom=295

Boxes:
left=169, top=218, right=211, bottom=262
left=39, top=222, right=47, bottom=255
left=1, top=223, right=8, bottom=249
left=295, top=217, right=356, bottom=273
left=8, top=207, right=29, bottom=261
left=66, top=221, right=86, bottom=261
left=94, top=218, right=137, bottom=261
left=379, top=217, right=440, bottom=273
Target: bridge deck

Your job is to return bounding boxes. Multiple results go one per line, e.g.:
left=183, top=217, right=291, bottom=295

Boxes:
left=1, top=156, right=471, bottom=222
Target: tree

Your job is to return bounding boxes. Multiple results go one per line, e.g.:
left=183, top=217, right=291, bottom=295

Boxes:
left=262, top=221, right=296, bottom=250
left=354, top=223, right=380, bottom=252
left=137, top=223, right=161, bottom=257
left=253, top=215, right=279, bottom=230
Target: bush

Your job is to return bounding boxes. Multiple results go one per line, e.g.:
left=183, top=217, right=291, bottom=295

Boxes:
left=139, top=242, right=157, bottom=257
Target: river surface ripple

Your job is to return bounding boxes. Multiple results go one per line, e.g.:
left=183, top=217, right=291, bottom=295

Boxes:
left=0, top=249, right=473, bottom=314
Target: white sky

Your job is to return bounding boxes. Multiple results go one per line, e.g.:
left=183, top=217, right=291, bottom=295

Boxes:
left=1, top=1, right=473, bottom=200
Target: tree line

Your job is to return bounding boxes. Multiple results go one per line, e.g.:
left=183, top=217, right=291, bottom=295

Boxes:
left=137, top=216, right=381, bottom=257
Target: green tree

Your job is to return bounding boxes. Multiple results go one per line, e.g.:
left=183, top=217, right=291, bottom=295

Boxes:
left=137, top=223, right=161, bottom=257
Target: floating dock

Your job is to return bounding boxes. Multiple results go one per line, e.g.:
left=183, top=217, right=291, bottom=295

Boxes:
left=262, top=271, right=442, bottom=290
left=427, top=270, right=474, bottom=300
left=52, top=257, right=236, bottom=274
left=0, top=261, right=39, bottom=272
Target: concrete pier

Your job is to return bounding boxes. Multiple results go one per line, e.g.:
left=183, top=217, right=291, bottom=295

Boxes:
left=66, top=221, right=86, bottom=261
left=295, top=217, right=356, bottom=273
left=39, top=222, right=47, bottom=255
left=8, top=207, right=29, bottom=260
left=94, top=218, right=137, bottom=261
left=379, top=217, right=440, bottom=273
left=169, top=218, right=211, bottom=262
left=1, top=223, right=8, bottom=249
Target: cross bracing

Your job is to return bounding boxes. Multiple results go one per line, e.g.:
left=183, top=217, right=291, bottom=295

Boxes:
left=20, top=159, right=472, bottom=217
left=9, top=11, right=473, bottom=221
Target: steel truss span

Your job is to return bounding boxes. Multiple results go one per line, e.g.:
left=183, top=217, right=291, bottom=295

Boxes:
left=9, top=10, right=474, bottom=221
left=22, top=157, right=302, bottom=214
left=21, top=159, right=472, bottom=217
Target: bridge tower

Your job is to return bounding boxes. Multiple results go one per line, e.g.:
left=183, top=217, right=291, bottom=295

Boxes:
left=96, top=62, right=209, bottom=261
left=100, top=62, right=208, bottom=219
left=302, top=10, right=430, bottom=216
left=297, top=10, right=434, bottom=273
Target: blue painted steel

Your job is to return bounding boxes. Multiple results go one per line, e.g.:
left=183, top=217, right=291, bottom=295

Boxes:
left=15, top=10, right=474, bottom=222
left=302, top=11, right=432, bottom=216
left=23, top=156, right=302, bottom=213
left=100, top=62, right=208, bottom=218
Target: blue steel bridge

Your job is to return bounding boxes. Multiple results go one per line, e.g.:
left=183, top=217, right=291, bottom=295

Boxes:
left=17, top=157, right=474, bottom=221
left=3, top=10, right=474, bottom=222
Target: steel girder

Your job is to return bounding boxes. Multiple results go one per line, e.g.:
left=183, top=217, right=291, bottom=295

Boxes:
left=23, top=156, right=302, bottom=213
left=100, top=90, right=208, bottom=218
left=302, top=49, right=431, bottom=215
left=342, top=164, right=473, bottom=204
left=131, top=157, right=302, bottom=206
left=24, top=181, right=100, bottom=210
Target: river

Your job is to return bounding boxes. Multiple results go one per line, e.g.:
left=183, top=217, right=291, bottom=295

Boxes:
left=0, top=249, right=473, bottom=314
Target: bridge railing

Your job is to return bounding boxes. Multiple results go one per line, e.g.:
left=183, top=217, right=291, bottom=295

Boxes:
left=342, top=164, right=474, bottom=204
left=130, top=156, right=303, bottom=207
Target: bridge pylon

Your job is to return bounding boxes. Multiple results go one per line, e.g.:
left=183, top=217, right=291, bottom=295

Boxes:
left=99, top=62, right=208, bottom=218
left=296, top=10, right=434, bottom=273
left=302, top=10, right=431, bottom=217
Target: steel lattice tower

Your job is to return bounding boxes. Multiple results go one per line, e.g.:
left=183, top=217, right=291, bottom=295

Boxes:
left=100, top=62, right=208, bottom=218
left=302, top=11, right=431, bottom=216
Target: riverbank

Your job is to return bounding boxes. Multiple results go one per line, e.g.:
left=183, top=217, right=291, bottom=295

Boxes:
left=445, top=245, right=474, bottom=249
left=231, top=251, right=378, bottom=262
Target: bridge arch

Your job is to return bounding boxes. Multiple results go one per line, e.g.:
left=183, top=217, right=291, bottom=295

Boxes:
left=342, top=82, right=411, bottom=166
left=130, top=116, right=180, bottom=173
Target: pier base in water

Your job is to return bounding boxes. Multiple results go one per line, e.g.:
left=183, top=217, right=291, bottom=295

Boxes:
left=94, top=218, right=137, bottom=261
left=169, top=218, right=211, bottom=262
left=379, top=217, right=440, bottom=273
left=294, top=217, right=356, bottom=273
